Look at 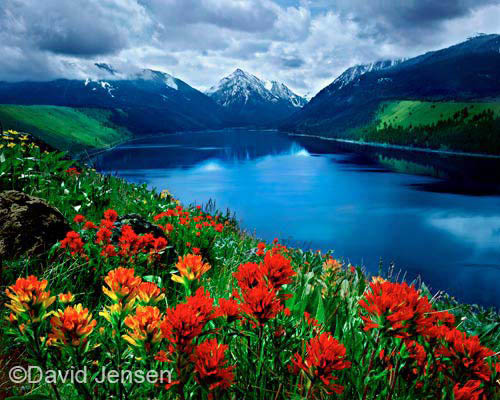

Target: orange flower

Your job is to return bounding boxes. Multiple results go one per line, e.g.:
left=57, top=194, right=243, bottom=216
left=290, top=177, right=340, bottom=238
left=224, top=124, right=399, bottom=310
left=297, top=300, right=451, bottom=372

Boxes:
left=58, top=292, right=75, bottom=304
left=371, top=276, right=387, bottom=284
left=123, top=306, right=163, bottom=348
left=103, top=267, right=142, bottom=302
left=133, top=282, right=165, bottom=305
left=103, top=209, right=118, bottom=223
left=49, top=304, right=96, bottom=346
left=5, top=276, right=55, bottom=322
left=323, top=258, right=342, bottom=273
left=172, top=254, right=211, bottom=284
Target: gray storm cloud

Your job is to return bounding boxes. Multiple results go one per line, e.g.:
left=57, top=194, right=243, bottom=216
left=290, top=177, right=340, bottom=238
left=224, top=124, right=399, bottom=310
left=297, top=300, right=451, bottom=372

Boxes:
left=0, top=0, right=498, bottom=95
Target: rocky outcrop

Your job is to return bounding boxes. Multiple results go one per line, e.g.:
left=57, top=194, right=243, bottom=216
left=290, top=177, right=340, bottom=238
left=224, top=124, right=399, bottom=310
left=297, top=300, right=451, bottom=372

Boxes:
left=0, top=190, right=71, bottom=260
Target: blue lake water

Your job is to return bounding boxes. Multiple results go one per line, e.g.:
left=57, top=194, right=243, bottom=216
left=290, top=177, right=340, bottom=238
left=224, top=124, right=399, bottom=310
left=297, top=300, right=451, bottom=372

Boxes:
left=94, top=130, right=500, bottom=309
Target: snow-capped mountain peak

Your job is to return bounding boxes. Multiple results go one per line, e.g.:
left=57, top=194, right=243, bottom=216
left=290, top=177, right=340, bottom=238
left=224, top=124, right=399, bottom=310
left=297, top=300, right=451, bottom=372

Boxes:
left=206, top=69, right=306, bottom=109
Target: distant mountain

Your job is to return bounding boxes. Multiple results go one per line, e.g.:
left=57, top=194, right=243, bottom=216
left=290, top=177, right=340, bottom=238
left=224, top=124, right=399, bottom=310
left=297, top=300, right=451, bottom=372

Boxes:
left=207, top=69, right=307, bottom=126
left=282, top=34, right=500, bottom=136
left=0, top=66, right=226, bottom=135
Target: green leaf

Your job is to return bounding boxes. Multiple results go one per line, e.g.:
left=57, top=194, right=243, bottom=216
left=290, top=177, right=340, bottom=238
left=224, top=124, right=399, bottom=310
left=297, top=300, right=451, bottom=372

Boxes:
left=6, top=395, right=52, bottom=400
left=315, top=290, right=326, bottom=324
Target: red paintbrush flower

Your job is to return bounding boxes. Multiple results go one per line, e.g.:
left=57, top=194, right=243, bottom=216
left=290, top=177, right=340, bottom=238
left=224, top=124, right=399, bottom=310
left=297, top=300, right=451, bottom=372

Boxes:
left=160, top=287, right=214, bottom=353
left=453, top=380, right=484, bottom=400
left=256, top=242, right=266, bottom=256
left=358, top=281, right=452, bottom=339
left=60, top=231, right=86, bottom=257
left=190, top=339, right=234, bottom=397
left=233, top=262, right=264, bottom=291
left=101, top=244, right=117, bottom=258
left=239, top=283, right=283, bottom=327
left=83, top=221, right=97, bottom=230
left=96, top=226, right=112, bottom=245
left=73, top=214, right=85, bottom=224
left=261, top=250, right=296, bottom=290
left=103, top=209, right=118, bottom=223
left=65, top=167, right=80, bottom=176
left=290, top=332, right=351, bottom=395
left=435, top=328, right=495, bottom=383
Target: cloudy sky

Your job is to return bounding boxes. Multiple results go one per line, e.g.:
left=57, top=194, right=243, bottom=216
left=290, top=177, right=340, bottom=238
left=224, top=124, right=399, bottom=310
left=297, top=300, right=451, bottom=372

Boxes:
left=1, top=0, right=499, bottom=96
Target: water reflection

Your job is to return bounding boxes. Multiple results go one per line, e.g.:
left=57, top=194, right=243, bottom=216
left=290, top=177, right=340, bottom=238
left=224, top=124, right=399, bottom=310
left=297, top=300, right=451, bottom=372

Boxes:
left=94, top=130, right=500, bottom=308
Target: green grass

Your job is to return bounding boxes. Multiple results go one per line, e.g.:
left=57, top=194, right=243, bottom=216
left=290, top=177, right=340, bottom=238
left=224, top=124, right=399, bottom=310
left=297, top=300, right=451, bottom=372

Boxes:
left=0, top=105, right=132, bottom=153
left=375, top=100, right=500, bottom=129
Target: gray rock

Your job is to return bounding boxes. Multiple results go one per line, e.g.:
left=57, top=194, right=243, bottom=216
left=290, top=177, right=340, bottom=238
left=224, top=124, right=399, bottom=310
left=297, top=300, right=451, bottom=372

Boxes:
left=0, top=190, right=71, bottom=260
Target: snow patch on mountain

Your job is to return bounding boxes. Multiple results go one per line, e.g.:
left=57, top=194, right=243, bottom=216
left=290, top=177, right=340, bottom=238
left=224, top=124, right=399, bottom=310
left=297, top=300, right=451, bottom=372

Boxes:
left=133, top=69, right=179, bottom=90
left=331, top=59, right=404, bottom=91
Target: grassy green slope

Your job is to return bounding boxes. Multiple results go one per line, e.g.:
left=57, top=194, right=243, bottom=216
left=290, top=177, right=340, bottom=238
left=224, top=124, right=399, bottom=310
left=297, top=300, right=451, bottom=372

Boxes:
left=375, top=100, right=500, bottom=129
left=0, top=105, right=132, bottom=153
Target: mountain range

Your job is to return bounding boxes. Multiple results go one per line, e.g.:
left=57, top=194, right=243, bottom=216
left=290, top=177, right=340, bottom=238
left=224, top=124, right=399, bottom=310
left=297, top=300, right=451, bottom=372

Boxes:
left=282, top=33, right=500, bottom=136
left=0, top=66, right=305, bottom=134
left=0, top=34, right=499, bottom=153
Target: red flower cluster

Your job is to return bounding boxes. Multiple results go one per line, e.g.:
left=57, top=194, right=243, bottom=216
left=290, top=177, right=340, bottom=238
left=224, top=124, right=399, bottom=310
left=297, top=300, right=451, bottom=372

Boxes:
left=60, top=231, right=86, bottom=258
left=239, top=284, right=283, bottom=327
left=64, top=210, right=168, bottom=267
left=436, top=328, right=496, bottom=384
left=153, top=205, right=225, bottom=252
left=359, top=281, right=454, bottom=339
left=191, top=339, right=235, bottom=398
left=73, top=214, right=86, bottom=224
left=160, top=287, right=214, bottom=354
left=290, top=332, right=351, bottom=395
left=359, top=281, right=499, bottom=397
left=232, top=249, right=296, bottom=327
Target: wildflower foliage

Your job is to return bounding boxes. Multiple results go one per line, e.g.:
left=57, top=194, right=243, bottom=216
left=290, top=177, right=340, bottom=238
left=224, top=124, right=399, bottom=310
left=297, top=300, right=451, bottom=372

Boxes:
left=1, top=130, right=499, bottom=399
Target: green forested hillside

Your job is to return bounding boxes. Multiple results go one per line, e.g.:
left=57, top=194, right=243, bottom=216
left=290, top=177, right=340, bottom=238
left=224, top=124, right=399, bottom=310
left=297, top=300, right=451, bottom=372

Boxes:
left=355, top=100, right=500, bottom=154
left=375, top=101, right=500, bottom=129
left=0, top=105, right=132, bottom=153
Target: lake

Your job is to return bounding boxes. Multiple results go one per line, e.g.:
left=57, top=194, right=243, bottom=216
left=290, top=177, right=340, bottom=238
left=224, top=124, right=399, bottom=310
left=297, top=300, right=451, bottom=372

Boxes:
left=93, top=130, right=500, bottom=309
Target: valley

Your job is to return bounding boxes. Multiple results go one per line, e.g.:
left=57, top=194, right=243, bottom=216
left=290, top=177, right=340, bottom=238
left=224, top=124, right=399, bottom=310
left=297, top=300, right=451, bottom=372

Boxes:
left=0, top=35, right=499, bottom=157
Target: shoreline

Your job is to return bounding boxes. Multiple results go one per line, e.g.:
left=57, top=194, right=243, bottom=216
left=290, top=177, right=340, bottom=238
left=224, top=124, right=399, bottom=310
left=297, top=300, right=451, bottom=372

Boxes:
left=78, top=127, right=500, bottom=162
left=286, top=132, right=500, bottom=159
